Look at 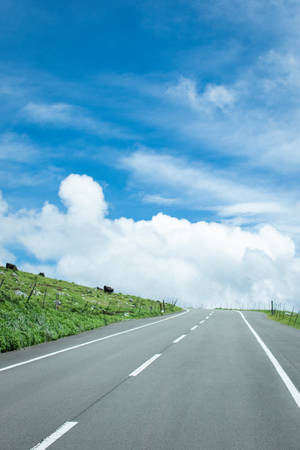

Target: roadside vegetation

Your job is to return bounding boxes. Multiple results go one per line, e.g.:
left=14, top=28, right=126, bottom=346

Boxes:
left=216, top=306, right=300, bottom=331
left=215, top=307, right=269, bottom=313
left=267, top=308, right=300, bottom=330
left=0, top=266, right=182, bottom=353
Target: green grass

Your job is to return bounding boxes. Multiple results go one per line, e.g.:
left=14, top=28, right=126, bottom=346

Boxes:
left=266, top=310, right=300, bottom=330
left=216, top=306, right=300, bottom=331
left=215, top=307, right=269, bottom=312
left=0, top=266, right=182, bottom=352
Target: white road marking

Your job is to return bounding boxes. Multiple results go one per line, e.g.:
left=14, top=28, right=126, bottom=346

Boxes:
left=238, top=311, right=300, bottom=409
left=205, top=316, right=209, bottom=319
left=190, top=325, right=198, bottom=331
left=199, top=320, right=205, bottom=324
left=129, top=354, right=161, bottom=377
left=173, top=334, right=186, bottom=344
left=0, top=310, right=189, bottom=374
left=30, top=421, right=78, bottom=450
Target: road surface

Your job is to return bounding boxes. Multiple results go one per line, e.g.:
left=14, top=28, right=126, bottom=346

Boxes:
left=1, top=309, right=300, bottom=449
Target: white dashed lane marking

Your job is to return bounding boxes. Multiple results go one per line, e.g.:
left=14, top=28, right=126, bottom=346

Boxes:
left=30, top=421, right=78, bottom=450
left=173, top=334, right=186, bottom=344
left=129, top=354, right=161, bottom=377
left=0, top=310, right=189, bottom=374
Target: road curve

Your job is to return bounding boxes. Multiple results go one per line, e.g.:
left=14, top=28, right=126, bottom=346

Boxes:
left=1, top=309, right=300, bottom=450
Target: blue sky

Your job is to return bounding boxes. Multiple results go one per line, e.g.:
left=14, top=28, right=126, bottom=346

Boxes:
left=1, top=1, right=300, bottom=307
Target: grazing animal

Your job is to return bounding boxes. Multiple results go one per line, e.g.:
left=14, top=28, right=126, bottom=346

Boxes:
left=39, top=272, right=45, bottom=277
left=104, top=285, right=114, bottom=293
left=6, top=263, right=18, bottom=271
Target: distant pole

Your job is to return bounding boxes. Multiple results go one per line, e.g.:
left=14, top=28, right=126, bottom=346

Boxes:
left=271, top=300, right=274, bottom=315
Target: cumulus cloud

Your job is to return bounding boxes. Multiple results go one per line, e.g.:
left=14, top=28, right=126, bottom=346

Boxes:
left=1, top=174, right=300, bottom=309
left=59, top=174, right=108, bottom=224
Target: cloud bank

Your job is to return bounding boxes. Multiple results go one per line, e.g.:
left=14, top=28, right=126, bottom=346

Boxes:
left=1, top=174, right=300, bottom=309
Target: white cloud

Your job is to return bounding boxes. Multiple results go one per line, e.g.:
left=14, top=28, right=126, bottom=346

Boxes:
left=203, top=84, right=235, bottom=109
left=220, top=202, right=286, bottom=217
left=59, top=174, right=108, bottom=224
left=121, top=149, right=277, bottom=209
left=166, top=77, right=235, bottom=111
left=0, top=132, right=38, bottom=162
left=22, top=102, right=134, bottom=140
left=1, top=174, right=300, bottom=309
left=121, top=150, right=300, bottom=245
left=143, top=194, right=179, bottom=205
left=98, top=30, right=300, bottom=173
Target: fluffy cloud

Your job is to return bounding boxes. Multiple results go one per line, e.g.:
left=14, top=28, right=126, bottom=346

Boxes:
left=1, top=174, right=300, bottom=309
left=59, top=174, right=108, bottom=224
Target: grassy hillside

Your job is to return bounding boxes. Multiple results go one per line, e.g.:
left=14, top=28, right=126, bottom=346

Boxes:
left=0, top=266, right=182, bottom=352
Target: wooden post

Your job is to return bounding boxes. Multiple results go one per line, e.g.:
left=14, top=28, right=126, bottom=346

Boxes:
left=288, top=307, right=294, bottom=325
left=27, top=279, right=37, bottom=304
left=43, top=287, right=47, bottom=308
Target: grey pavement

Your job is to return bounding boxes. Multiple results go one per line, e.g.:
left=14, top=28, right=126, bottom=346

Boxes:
left=1, top=309, right=300, bottom=449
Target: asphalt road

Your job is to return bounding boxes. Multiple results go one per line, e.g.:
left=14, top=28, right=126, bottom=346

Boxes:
left=1, top=309, right=300, bottom=450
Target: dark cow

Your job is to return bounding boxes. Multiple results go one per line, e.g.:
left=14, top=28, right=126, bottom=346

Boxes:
left=96, top=286, right=103, bottom=291
left=39, top=272, right=45, bottom=277
left=6, top=263, right=18, bottom=271
left=104, top=285, right=114, bottom=293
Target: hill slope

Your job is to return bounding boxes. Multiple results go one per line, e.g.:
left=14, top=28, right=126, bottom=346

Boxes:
left=0, top=266, right=182, bottom=352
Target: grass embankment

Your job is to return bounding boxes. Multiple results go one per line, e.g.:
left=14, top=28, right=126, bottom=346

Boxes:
left=266, top=310, right=300, bottom=330
left=0, top=266, right=182, bottom=353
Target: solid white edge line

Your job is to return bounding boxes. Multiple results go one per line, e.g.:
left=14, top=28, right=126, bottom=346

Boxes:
left=199, top=320, right=205, bottom=324
left=129, top=354, right=161, bottom=377
left=173, top=334, right=186, bottom=344
left=0, top=310, right=189, bottom=373
left=190, top=325, right=198, bottom=330
left=30, top=421, right=78, bottom=450
left=238, top=311, right=300, bottom=408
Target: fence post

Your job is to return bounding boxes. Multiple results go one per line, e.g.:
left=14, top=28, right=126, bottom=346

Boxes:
left=288, top=307, right=294, bottom=325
